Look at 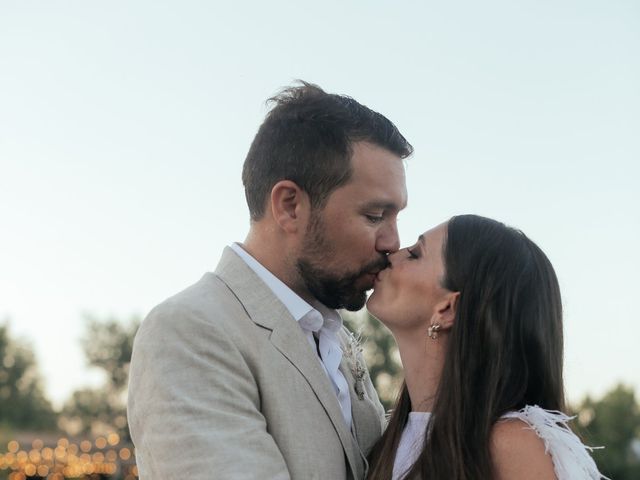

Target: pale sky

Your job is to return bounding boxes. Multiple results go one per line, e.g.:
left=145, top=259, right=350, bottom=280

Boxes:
left=1, top=1, right=638, bottom=409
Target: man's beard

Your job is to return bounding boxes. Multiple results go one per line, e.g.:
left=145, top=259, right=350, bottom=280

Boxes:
left=296, top=212, right=388, bottom=311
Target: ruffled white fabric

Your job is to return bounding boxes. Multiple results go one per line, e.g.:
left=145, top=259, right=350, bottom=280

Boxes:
left=501, top=405, right=610, bottom=480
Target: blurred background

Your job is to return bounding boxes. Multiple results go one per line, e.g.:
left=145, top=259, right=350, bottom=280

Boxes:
left=1, top=1, right=638, bottom=478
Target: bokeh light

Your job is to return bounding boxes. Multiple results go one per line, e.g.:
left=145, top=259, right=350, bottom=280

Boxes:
left=0, top=431, right=138, bottom=479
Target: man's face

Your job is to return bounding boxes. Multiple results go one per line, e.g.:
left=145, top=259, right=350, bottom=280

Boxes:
left=296, top=141, right=407, bottom=310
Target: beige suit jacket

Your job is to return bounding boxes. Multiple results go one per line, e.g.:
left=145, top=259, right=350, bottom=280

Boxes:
left=127, top=247, right=386, bottom=479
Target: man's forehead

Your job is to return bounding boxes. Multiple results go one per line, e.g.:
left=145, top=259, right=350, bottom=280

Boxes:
left=330, top=143, right=407, bottom=210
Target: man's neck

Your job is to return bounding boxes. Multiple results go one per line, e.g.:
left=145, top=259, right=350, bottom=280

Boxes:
left=242, top=232, right=315, bottom=305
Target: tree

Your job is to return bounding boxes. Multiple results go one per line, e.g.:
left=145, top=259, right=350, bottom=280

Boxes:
left=0, top=322, right=56, bottom=430
left=572, top=383, right=640, bottom=479
left=343, top=311, right=402, bottom=411
left=60, top=314, right=139, bottom=440
left=81, top=313, right=138, bottom=392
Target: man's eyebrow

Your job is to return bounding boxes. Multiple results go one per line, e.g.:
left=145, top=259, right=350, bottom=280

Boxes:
left=361, top=201, right=402, bottom=211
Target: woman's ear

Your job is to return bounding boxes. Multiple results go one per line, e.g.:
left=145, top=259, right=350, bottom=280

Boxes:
left=270, top=180, right=310, bottom=233
left=431, top=291, right=460, bottom=331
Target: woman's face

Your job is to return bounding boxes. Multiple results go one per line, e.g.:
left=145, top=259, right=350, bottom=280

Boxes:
left=367, top=223, right=450, bottom=332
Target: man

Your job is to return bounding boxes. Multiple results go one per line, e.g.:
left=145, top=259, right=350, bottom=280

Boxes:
left=127, top=82, right=413, bottom=479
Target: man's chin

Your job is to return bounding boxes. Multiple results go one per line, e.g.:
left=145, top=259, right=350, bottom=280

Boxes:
left=341, top=292, right=368, bottom=312
left=338, top=278, right=377, bottom=311
left=358, top=274, right=376, bottom=298
left=344, top=278, right=377, bottom=310
left=299, top=263, right=376, bottom=310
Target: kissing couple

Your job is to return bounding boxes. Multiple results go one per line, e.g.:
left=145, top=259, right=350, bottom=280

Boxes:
left=128, top=82, right=607, bottom=480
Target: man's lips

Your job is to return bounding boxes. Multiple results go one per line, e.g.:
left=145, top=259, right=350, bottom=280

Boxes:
left=366, top=269, right=386, bottom=286
left=358, top=271, right=379, bottom=289
left=373, top=266, right=391, bottom=283
left=358, top=258, right=389, bottom=287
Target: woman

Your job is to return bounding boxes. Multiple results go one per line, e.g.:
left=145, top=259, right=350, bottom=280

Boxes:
left=366, top=215, right=606, bottom=480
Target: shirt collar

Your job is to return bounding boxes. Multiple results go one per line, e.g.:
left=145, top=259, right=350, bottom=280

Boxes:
left=309, top=300, right=342, bottom=334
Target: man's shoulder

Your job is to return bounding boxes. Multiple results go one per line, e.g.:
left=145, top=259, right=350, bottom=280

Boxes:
left=154, top=272, right=231, bottom=312
left=137, top=272, right=248, bottom=338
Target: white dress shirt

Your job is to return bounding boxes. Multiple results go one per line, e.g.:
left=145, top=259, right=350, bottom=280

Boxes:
left=230, top=243, right=353, bottom=429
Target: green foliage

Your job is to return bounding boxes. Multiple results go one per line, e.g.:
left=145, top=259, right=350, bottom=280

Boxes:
left=572, top=383, right=640, bottom=479
left=60, top=314, right=139, bottom=440
left=0, top=322, right=56, bottom=430
left=81, top=313, right=139, bottom=391
left=343, top=311, right=402, bottom=411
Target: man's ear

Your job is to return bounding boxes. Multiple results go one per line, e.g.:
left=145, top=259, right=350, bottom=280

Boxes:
left=270, top=180, right=309, bottom=233
left=431, top=291, right=460, bottom=331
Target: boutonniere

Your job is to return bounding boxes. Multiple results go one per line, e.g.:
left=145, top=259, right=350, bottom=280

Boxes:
left=343, top=331, right=367, bottom=400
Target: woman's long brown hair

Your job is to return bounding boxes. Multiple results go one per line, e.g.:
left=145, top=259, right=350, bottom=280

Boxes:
left=367, top=215, right=565, bottom=480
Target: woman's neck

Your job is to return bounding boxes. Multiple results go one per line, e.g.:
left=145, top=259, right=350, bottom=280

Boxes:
left=393, top=330, right=445, bottom=413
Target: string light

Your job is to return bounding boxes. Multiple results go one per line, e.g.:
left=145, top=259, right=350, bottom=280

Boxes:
left=1, top=434, right=139, bottom=479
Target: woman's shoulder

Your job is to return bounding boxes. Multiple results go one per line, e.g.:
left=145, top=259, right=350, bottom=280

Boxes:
left=491, top=415, right=556, bottom=480
left=492, top=405, right=609, bottom=480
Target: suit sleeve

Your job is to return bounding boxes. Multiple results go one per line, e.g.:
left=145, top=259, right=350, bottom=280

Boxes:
left=127, top=301, right=291, bottom=480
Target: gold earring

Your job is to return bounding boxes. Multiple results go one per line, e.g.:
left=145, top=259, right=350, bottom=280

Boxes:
left=428, top=323, right=441, bottom=340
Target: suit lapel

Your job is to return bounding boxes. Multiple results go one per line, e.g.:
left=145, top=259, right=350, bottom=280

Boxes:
left=214, top=247, right=363, bottom=479
left=269, top=326, right=363, bottom=478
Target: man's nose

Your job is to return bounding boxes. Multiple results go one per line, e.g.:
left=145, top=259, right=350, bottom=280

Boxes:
left=376, top=222, right=401, bottom=254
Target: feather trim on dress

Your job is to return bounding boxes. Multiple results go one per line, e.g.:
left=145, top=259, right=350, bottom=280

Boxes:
left=501, top=405, right=610, bottom=480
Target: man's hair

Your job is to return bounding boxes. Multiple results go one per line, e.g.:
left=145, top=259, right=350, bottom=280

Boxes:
left=242, top=81, right=413, bottom=221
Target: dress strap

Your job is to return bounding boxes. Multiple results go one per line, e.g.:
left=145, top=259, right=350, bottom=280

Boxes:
left=500, top=405, right=610, bottom=480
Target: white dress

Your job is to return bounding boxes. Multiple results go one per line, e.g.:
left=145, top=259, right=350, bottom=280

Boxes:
left=392, top=405, right=609, bottom=480
left=392, top=412, right=432, bottom=480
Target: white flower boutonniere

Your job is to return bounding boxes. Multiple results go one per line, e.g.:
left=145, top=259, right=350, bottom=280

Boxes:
left=343, top=331, right=367, bottom=400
